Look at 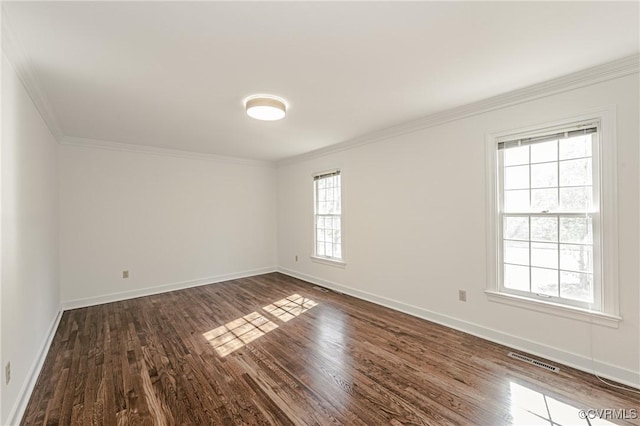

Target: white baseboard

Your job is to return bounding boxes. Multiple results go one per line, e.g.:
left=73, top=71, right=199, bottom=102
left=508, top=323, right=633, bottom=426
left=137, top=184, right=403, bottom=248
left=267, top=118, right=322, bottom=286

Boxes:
left=61, top=267, right=277, bottom=310
left=277, top=267, right=640, bottom=390
left=6, top=307, right=64, bottom=426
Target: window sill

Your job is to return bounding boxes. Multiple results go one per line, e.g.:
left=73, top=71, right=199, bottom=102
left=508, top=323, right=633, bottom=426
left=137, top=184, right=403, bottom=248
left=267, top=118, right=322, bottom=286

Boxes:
left=485, top=290, right=622, bottom=328
left=310, top=256, right=346, bottom=268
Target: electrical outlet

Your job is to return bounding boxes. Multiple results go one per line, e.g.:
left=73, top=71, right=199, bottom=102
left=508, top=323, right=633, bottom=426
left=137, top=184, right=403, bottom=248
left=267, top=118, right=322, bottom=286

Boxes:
left=122, top=270, right=129, bottom=279
left=458, top=290, right=467, bottom=302
left=5, top=362, right=10, bottom=385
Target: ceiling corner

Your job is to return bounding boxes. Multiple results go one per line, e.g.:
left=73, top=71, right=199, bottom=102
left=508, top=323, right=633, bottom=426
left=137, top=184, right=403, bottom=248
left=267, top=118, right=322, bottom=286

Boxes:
left=2, top=7, right=65, bottom=142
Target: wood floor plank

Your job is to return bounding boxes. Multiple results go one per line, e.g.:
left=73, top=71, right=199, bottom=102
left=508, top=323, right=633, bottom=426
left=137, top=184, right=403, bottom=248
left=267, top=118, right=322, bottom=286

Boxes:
left=21, top=273, right=640, bottom=425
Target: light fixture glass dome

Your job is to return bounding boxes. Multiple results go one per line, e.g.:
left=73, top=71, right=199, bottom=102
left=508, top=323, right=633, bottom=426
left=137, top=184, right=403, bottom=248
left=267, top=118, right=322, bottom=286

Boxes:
left=245, top=95, right=287, bottom=121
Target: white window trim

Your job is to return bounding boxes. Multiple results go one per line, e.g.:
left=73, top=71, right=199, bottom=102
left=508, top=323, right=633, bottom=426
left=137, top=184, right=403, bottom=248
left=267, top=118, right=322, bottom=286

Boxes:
left=310, top=255, right=347, bottom=268
left=485, top=107, right=620, bottom=328
left=311, top=168, right=346, bottom=266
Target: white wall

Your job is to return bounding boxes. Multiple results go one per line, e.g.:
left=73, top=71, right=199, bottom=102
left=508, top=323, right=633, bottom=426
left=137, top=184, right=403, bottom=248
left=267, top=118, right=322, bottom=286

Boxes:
left=277, top=73, right=640, bottom=386
left=0, top=49, right=636, bottom=422
left=59, top=145, right=277, bottom=306
left=1, top=53, right=60, bottom=424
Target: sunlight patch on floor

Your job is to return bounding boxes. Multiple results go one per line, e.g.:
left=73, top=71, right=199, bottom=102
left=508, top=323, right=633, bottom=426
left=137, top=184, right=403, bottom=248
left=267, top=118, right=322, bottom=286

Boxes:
left=203, top=311, right=278, bottom=356
left=203, top=294, right=318, bottom=356
left=262, top=294, right=318, bottom=322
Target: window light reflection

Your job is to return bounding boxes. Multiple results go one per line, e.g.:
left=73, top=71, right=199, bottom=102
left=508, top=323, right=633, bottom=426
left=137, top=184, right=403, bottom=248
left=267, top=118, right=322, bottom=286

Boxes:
left=509, top=382, right=616, bottom=425
left=203, top=294, right=318, bottom=357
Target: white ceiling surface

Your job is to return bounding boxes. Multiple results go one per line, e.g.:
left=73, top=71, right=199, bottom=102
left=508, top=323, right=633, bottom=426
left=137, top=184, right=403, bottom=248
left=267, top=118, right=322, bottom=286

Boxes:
left=3, top=2, right=639, bottom=162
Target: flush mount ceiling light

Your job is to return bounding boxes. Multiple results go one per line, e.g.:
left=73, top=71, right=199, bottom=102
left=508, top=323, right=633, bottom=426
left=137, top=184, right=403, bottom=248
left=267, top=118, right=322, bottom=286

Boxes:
left=245, top=95, right=287, bottom=121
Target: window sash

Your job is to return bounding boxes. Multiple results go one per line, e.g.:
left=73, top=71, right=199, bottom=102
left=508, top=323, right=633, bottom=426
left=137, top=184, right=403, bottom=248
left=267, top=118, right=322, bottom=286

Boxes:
left=498, top=211, right=600, bottom=310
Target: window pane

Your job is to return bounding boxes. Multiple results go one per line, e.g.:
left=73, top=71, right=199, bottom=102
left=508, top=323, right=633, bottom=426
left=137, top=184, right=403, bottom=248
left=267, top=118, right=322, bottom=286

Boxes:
left=334, top=244, right=342, bottom=259
left=559, top=186, right=592, bottom=211
left=531, top=242, right=558, bottom=269
left=505, top=165, right=530, bottom=190
left=504, top=216, right=529, bottom=240
left=325, top=201, right=334, bottom=214
left=327, top=200, right=335, bottom=214
left=316, top=229, right=324, bottom=243
left=559, top=158, right=592, bottom=186
left=318, top=187, right=327, bottom=202
left=531, top=216, right=557, bottom=242
left=504, top=240, right=529, bottom=266
left=328, top=176, right=336, bottom=188
left=504, top=190, right=530, bottom=211
left=560, top=244, right=593, bottom=273
left=504, top=264, right=529, bottom=291
left=531, top=188, right=558, bottom=211
left=560, top=271, right=593, bottom=303
left=324, top=229, right=332, bottom=242
left=532, top=267, right=558, bottom=297
left=530, top=140, right=557, bottom=163
left=559, top=135, right=592, bottom=160
left=504, top=146, right=529, bottom=166
left=531, top=162, right=558, bottom=188
left=317, top=242, right=325, bottom=256
left=325, top=242, right=333, bottom=257
left=559, top=217, right=592, bottom=244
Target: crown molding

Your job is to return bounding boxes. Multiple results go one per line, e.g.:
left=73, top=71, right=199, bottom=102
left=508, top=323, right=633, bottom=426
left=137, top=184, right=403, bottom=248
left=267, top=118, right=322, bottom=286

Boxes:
left=60, top=136, right=275, bottom=167
left=2, top=7, right=64, bottom=141
left=277, top=54, right=639, bottom=167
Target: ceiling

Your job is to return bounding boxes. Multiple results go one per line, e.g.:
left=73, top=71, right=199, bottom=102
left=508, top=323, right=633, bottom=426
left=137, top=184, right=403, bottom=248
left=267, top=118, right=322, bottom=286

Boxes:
left=3, top=2, right=639, bottom=162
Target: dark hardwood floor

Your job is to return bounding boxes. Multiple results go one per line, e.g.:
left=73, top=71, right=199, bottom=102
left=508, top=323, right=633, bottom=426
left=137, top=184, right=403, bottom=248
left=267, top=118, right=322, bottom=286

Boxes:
left=22, top=273, right=639, bottom=425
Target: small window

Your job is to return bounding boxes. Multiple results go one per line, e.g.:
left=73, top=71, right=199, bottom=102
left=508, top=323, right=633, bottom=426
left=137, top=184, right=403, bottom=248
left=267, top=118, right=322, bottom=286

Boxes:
left=497, top=122, right=600, bottom=310
left=314, top=170, right=342, bottom=261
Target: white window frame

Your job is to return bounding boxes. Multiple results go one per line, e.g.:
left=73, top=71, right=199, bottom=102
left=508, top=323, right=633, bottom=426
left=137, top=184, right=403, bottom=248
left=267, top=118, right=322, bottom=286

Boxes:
left=485, top=108, right=621, bottom=328
left=311, top=169, right=346, bottom=267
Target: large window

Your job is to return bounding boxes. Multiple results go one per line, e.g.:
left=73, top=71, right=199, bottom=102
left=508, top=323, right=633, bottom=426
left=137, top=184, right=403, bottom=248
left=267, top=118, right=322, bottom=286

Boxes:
left=314, top=170, right=342, bottom=261
left=486, top=111, right=619, bottom=325
left=493, top=120, right=608, bottom=312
